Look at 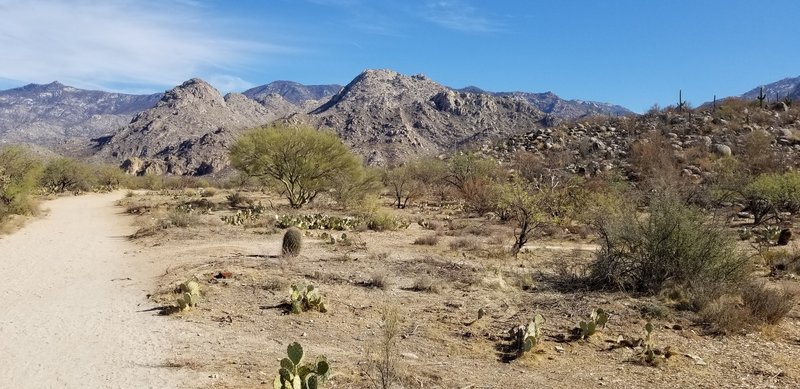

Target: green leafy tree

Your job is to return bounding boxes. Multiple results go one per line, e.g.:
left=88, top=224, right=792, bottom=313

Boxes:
left=0, top=146, right=42, bottom=218
left=742, top=171, right=800, bottom=225
left=383, top=162, right=427, bottom=209
left=230, top=125, right=364, bottom=209
left=40, top=157, right=94, bottom=193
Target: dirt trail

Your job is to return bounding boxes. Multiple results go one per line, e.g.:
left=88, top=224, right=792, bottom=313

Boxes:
left=0, top=193, right=194, bottom=388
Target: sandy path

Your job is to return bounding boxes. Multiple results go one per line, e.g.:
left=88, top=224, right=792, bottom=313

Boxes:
left=0, top=193, right=193, bottom=388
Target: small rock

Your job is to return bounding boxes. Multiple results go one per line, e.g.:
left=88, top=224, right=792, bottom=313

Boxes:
left=712, top=143, right=732, bottom=157
left=401, top=352, right=419, bottom=359
left=685, top=354, right=706, bottom=365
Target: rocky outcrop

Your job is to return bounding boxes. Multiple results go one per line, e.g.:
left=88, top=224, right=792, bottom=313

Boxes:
left=455, top=87, right=634, bottom=120
left=297, top=69, right=546, bottom=165
left=243, top=81, right=342, bottom=106
left=0, top=81, right=161, bottom=147
left=94, top=78, right=275, bottom=175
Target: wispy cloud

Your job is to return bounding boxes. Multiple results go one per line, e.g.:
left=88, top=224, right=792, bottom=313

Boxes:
left=424, top=0, right=500, bottom=33
left=0, top=0, right=286, bottom=92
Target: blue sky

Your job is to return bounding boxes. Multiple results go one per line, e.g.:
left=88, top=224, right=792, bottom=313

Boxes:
left=0, top=0, right=798, bottom=112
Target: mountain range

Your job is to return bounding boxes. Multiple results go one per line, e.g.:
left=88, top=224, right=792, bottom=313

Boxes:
left=1, top=70, right=798, bottom=174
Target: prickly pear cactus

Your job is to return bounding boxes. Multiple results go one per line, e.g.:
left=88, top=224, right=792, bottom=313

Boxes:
left=515, top=313, right=545, bottom=355
left=289, top=284, right=328, bottom=314
left=176, top=278, right=202, bottom=311
left=580, top=308, right=609, bottom=338
left=273, top=342, right=330, bottom=389
left=282, top=227, right=303, bottom=257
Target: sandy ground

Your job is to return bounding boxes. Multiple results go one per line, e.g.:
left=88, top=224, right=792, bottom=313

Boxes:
left=0, top=193, right=198, bottom=388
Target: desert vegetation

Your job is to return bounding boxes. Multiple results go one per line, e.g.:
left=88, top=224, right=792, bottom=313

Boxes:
left=7, top=102, right=800, bottom=386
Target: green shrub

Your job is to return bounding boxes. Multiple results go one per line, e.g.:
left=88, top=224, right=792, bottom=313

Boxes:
left=742, top=171, right=800, bottom=224
left=0, top=146, right=42, bottom=220
left=40, top=157, right=93, bottom=193
left=589, top=193, right=748, bottom=305
left=366, top=211, right=408, bottom=232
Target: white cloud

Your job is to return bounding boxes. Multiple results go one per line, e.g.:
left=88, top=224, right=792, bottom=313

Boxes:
left=205, top=74, right=255, bottom=94
left=424, top=0, right=500, bottom=33
left=0, top=0, right=284, bottom=92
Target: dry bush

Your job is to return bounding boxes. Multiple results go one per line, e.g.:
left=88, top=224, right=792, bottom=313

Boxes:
left=700, top=295, right=749, bottom=335
left=410, top=274, right=441, bottom=293
left=449, top=236, right=483, bottom=251
left=365, top=306, right=401, bottom=389
left=165, top=209, right=200, bottom=228
left=737, top=130, right=783, bottom=175
left=413, top=234, right=439, bottom=246
left=368, top=272, right=393, bottom=290
left=742, top=281, right=796, bottom=325
left=418, top=219, right=443, bottom=231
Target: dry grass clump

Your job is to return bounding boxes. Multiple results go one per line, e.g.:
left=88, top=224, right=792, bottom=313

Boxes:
left=741, top=281, right=796, bottom=325
left=367, top=272, right=393, bottom=290
left=410, top=274, right=441, bottom=293
left=700, top=281, right=796, bottom=334
left=449, top=236, right=483, bottom=251
left=413, top=234, right=439, bottom=246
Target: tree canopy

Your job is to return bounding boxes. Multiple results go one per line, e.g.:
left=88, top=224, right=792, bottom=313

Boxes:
left=229, top=125, right=364, bottom=208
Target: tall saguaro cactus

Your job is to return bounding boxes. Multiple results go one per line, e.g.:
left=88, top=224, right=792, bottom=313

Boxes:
left=757, top=86, right=767, bottom=108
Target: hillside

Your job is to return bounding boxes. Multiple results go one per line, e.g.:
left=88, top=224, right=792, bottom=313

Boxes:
left=94, top=79, right=276, bottom=175
left=297, top=69, right=546, bottom=165
left=0, top=82, right=161, bottom=146
left=457, top=86, right=634, bottom=120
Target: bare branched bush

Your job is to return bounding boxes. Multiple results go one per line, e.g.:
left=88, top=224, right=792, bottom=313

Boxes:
left=366, top=306, right=401, bottom=389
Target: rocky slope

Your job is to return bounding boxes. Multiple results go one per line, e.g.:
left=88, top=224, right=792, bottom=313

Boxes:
left=0, top=82, right=161, bottom=146
left=742, top=76, right=800, bottom=101
left=287, top=69, right=547, bottom=165
left=94, top=79, right=276, bottom=175
left=456, top=86, right=634, bottom=120
left=242, top=81, right=342, bottom=106
left=491, top=100, right=800, bottom=182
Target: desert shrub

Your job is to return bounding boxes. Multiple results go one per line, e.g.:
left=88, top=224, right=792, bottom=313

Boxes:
left=365, top=306, right=400, bottom=389
left=366, top=211, right=408, bottom=232
left=737, top=130, right=783, bottom=175
left=40, top=157, right=93, bottom=193
left=368, top=272, right=393, bottom=290
left=331, top=167, right=381, bottom=209
left=165, top=209, right=199, bottom=228
left=0, top=146, right=42, bottom=220
left=449, top=236, right=483, bottom=251
left=741, top=281, right=796, bottom=325
left=413, top=234, right=439, bottom=246
left=93, top=164, right=127, bottom=191
left=445, top=154, right=504, bottom=214
left=226, top=192, right=254, bottom=208
left=383, top=163, right=426, bottom=209
left=230, top=124, right=365, bottom=208
left=742, top=171, right=800, bottom=224
left=411, top=275, right=441, bottom=293
left=589, top=193, right=748, bottom=304
left=282, top=227, right=303, bottom=257
left=699, top=295, right=749, bottom=335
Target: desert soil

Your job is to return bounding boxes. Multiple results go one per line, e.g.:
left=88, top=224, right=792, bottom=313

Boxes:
left=0, top=193, right=200, bottom=388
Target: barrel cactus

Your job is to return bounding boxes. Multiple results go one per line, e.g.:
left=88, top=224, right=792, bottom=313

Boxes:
left=282, top=227, right=303, bottom=257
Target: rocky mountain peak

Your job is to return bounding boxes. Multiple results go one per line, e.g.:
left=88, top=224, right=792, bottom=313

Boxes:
left=314, top=69, right=444, bottom=114
left=157, top=78, right=225, bottom=108
left=242, top=80, right=342, bottom=107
